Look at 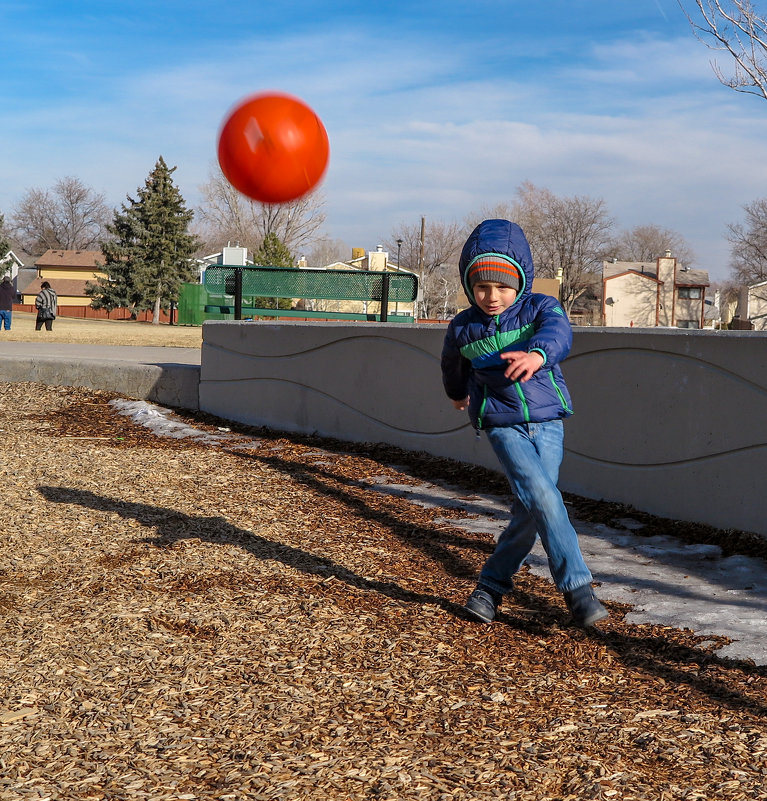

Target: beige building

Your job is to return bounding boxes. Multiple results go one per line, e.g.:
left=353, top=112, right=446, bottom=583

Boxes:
left=300, top=246, right=418, bottom=319
left=744, top=280, right=767, bottom=331
left=23, top=249, right=106, bottom=307
left=602, top=254, right=710, bottom=328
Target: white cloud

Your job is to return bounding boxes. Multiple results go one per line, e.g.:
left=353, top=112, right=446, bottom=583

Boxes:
left=3, top=19, right=766, bottom=282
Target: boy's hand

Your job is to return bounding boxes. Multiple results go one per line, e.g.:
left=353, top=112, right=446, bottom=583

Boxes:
left=501, top=350, right=544, bottom=382
left=452, top=397, right=470, bottom=410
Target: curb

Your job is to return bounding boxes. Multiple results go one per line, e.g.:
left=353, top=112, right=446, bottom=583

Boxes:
left=0, top=355, right=200, bottom=410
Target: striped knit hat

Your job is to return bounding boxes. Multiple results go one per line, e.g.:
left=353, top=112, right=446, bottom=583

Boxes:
left=466, top=254, right=522, bottom=293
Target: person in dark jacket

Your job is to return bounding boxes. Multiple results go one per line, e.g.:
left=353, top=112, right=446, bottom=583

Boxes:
left=0, top=275, right=15, bottom=330
left=441, top=219, right=607, bottom=627
left=35, top=281, right=58, bottom=332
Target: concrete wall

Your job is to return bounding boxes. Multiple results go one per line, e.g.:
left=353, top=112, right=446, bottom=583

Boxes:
left=199, top=322, right=767, bottom=537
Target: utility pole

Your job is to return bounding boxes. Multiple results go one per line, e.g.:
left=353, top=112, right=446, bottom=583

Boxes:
left=418, top=215, right=425, bottom=320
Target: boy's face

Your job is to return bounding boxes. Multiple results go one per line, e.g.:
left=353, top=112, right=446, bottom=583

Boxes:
left=472, top=281, right=518, bottom=316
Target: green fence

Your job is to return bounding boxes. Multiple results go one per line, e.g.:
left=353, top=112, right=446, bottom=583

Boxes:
left=177, top=266, right=418, bottom=326
left=204, top=266, right=417, bottom=302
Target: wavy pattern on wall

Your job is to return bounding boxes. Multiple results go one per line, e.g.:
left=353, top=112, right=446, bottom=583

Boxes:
left=201, top=330, right=474, bottom=437
left=564, top=345, right=767, bottom=465
left=566, top=345, right=767, bottom=394
left=204, top=334, right=440, bottom=361
left=565, top=442, right=767, bottom=468
left=203, top=376, right=470, bottom=435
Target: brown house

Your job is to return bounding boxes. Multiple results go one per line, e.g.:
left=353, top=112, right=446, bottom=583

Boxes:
left=23, top=249, right=106, bottom=307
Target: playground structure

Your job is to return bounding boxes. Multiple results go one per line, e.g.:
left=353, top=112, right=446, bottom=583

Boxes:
left=177, top=266, right=419, bottom=325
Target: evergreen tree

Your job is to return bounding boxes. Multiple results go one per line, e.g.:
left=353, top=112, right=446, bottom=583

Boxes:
left=252, top=232, right=295, bottom=310
left=89, top=157, right=200, bottom=324
left=86, top=208, right=145, bottom=316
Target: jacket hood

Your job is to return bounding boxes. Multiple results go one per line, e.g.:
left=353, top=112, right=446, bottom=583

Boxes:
left=459, top=219, right=534, bottom=308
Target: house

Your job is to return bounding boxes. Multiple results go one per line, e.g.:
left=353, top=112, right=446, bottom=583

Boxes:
left=21, top=249, right=106, bottom=307
left=197, top=245, right=253, bottom=281
left=299, top=246, right=418, bottom=318
left=743, top=279, right=767, bottom=331
left=0, top=249, right=29, bottom=282
left=602, top=252, right=710, bottom=328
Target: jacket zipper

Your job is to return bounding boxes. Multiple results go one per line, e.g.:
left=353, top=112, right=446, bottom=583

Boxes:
left=514, top=382, right=530, bottom=422
left=476, top=315, right=502, bottom=431
left=549, top=372, right=573, bottom=414
left=476, top=385, right=489, bottom=432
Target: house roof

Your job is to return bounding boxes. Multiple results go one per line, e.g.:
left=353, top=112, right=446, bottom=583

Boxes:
left=1, top=249, right=30, bottom=268
left=603, top=259, right=710, bottom=287
left=603, top=261, right=657, bottom=279
left=675, top=269, right=709, bottom=287
left=603, top=268, right=661, bottom=283
left=15, top=267, right=40, bottom=293
left=36, top=249, right=103, bottom=268
left=23, top=277, right=93, bottom=297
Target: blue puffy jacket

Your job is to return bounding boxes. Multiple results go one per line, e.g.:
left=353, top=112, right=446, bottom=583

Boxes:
left=441, top=219, right=573, bottom=429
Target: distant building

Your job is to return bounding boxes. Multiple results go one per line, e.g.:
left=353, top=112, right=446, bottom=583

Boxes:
left=197, top=245, right=253, bottom=282
left=22, top=249, right=106, bottom=307
left=743, top=279, right=767, bottom=331
left=304, top=245, right=418, bottom=318
left=602, top=253, right=710, bottom=328
left=0, top=249, right=28, bottom=282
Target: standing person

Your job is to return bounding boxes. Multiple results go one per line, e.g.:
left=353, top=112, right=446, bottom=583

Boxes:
left=441, top=219, right=608, bottom=627
left=0, top=275, right=15, bottom=331
left=35, top=281, right=58, bottom=332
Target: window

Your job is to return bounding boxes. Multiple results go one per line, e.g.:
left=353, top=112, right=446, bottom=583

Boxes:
left=678, top=287, right=702, bottom=299
left=677, top=320, right=700, bottom=329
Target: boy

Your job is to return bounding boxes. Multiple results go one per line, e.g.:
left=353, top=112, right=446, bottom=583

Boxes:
left=441, top=219, right=607, bottom=627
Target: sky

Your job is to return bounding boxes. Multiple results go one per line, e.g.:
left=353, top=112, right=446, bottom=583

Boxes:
left=2, top=0, right=767, bottom=282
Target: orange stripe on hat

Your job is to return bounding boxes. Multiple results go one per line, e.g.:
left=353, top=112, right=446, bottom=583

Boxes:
left=467, top=257, right=522, bottom=290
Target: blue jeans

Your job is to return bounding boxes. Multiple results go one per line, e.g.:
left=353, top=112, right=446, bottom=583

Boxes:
left=0, top=310, right=10, bottom=330
left=479, top=421, right=593, bottom=594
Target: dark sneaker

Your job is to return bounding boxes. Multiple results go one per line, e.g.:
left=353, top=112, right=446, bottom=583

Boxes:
left=564, top=584, right=609, bottom=627
left=464, top=587, right=500, bottom=623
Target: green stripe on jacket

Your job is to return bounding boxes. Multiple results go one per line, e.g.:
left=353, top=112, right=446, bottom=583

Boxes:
left=459, top=323, right=537, bottom=362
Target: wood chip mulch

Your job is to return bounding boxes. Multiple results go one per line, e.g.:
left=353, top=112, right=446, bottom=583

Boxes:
left=1, top=381, right=766, bottom=801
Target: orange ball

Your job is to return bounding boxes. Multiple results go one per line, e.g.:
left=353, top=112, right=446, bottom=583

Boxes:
left=217, top=92, right=330, bottom=204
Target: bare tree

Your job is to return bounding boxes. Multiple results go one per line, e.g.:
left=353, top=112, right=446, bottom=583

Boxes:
left=726, top=197, right=767, bottom=283
left=608, top=224, right=696, bottom=268
left=196, top=165, right=327, bottom=258
left=10, top=177, right=111, bottom=254
left=680, top=0, right=767, bottom=100
left=305, top=237, right=351, bottom=267
left=0, top=213, right=11, bottom=263
left=511, top=182, right=614, bottom=313
left=385, top=218, right=464, bottom=318
left=464, top=202, right=516, bottom=233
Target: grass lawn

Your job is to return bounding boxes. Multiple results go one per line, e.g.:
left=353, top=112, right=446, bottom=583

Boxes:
left=1, top=311, right=203, bottom=348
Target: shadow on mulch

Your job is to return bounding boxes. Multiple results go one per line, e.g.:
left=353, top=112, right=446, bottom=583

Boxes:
left=40, top=391, right=767, bottom=562
left=176, top=409, right=767, bottom=564
left=38, top=483, right=767, bottom=718
left=229, top=448, right=493, bottom=578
